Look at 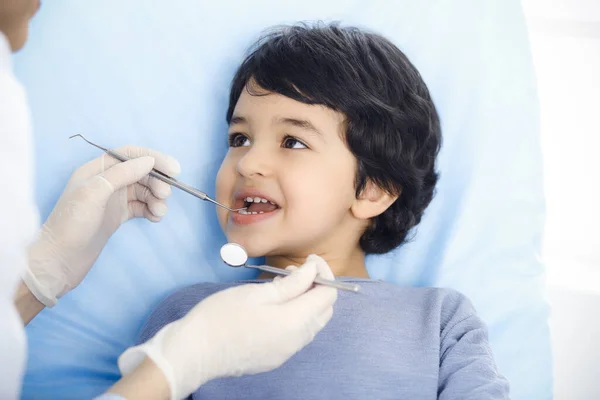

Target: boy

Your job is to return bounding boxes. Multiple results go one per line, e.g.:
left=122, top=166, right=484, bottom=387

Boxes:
left=137, top=23, right=510, bottom=399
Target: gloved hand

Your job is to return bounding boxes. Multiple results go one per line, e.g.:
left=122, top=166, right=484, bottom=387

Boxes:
left=23, top=146, right=181, bottom=307
left=118, top=254, right=337, bottom=400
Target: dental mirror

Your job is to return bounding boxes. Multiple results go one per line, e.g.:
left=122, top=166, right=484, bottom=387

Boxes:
left=220, top=243, right=249, bottom=268
left=219, top=243, right=361, bottom=293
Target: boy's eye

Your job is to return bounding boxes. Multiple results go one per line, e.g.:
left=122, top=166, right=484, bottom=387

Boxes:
left=282, top=136, right=308, bottom=149
left=228, top=133, right=250, bottom=148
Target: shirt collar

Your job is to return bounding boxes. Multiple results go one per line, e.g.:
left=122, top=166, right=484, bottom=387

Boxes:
left=0, top=31, right=13, bottom=72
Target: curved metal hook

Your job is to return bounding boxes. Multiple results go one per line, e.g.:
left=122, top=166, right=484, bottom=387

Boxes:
left=69, top=134, right=109, bottom=152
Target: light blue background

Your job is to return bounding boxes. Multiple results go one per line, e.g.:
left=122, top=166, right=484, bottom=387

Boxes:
left=15, top=1, right=551, bottom=399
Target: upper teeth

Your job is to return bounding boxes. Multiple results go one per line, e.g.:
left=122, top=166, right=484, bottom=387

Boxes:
left=245, top=196, right=275, bottom=205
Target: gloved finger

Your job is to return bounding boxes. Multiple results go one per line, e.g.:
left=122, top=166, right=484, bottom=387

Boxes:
left=264, top=261, right=318, bottom=304
left=89, top=156, right=155, bottom=204
left=128, top=200, right=162, bottom=223
left=285, top=285, right=338, bottom=326
left=305, top=254, right=335, bottom=280
left=273, top=265, right=298, bottom=282
left=110, top=146, right=180, bottom=200
left=102, top=146, right=181, bottom=177
left=70, top=145, right=181, bottom=183
left=128, top=183, right=168, bottom=218
left=138, top=174, right=173, bottom=200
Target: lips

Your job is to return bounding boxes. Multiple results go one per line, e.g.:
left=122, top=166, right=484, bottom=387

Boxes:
left=230, top=190, right=281, bottom=226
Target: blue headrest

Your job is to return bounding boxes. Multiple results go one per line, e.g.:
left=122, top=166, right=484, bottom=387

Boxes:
left=16, top=1, right=551, bottom=399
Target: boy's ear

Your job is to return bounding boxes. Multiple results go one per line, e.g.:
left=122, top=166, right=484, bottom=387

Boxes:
left=351, top=181, right=399, bottom=220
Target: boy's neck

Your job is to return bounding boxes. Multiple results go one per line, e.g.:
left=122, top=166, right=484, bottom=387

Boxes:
left=263, top=247, right=369, bottom=278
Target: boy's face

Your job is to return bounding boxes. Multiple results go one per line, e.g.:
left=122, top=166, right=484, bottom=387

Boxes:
left=216, top=85, right=365, bottom=259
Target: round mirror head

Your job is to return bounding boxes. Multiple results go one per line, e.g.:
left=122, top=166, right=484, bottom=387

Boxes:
left=220, top=243, right=249, bottom=268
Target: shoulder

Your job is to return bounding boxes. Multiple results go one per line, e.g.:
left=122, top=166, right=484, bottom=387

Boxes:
left=426, top=288, right=488, bottom=342
left=136, top=282, right=242, bottom=344
left=367, top=281, right=478, bottom=328
left=383, top=285, right=487, bottom=349
left=368, top=281, right=473, bottom=310
left=383, top=284, right=487, bottom=344
left=435, top=288, right=477, bottom=320
left=416, top=286, right=479, bottom=331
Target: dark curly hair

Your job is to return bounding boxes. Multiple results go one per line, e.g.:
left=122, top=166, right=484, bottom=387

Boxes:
left=226, top=22, right=441, bottom=254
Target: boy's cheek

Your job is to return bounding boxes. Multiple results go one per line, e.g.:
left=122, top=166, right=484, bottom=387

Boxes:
left=215, top=166, right=234, bottom=229
left=216, top=208, right=227, bottom=231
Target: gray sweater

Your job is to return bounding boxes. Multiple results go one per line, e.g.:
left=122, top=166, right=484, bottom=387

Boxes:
left=137, top=278, right=510, bottom=399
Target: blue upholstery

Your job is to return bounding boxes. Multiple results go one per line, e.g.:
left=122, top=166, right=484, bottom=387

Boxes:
left=15, top=1, right=551, bottom=399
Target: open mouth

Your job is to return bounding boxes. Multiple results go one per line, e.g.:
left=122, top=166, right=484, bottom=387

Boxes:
left=238, top=196, right=280, bottom=215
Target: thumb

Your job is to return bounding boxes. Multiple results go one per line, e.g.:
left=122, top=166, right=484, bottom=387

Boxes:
left=305, top=254, right=335, bottom=280
left=88, top=157, right=155, bottom=203
left=273, top=265, right=299, bottom=282
left=267, top=261, right=318, bottom=303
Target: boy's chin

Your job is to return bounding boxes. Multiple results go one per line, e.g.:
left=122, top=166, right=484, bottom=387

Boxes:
left=223, top=236, right=270, bottom=259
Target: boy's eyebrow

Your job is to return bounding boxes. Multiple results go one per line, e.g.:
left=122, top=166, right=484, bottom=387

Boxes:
left=229, top=115, right=247, bottom=125
left=230, top=115, right=324, bottom=138
left=275, top=117, right=323, bottom=137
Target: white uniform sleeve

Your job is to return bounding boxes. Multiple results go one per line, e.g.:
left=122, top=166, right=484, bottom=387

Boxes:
left=0, top=33, right=40, bottom=400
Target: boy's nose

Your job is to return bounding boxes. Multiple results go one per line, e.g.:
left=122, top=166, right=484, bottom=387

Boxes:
left=236, top=146, right=273, bottom=178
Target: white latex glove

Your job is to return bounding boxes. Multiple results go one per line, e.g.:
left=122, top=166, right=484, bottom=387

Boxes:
left=118, top=254, right=337, bottom=400
left=23, top=146, right=181, bottom=307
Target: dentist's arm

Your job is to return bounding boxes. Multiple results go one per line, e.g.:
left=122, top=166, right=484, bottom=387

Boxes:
left=13, top=282, right=44, bottom=324
left=103, top=357, right=170, bottom=400
left=14, top=147, right=181, bottom=323
left=107, top=255, right=337, bottom=400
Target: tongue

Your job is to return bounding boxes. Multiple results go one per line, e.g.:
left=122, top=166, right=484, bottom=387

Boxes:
left=247, top=202, right=278, bottom=213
